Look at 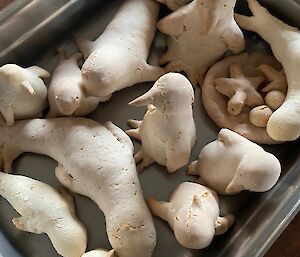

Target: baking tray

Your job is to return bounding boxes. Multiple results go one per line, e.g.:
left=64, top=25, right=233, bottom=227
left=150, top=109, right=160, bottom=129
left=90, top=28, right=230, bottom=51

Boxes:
left=0, top=0, right=299, bottom=257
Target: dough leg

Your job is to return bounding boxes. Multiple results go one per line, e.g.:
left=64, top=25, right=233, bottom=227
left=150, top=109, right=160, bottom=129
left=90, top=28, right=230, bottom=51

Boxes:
left=2, top=144, right=22, bottom=173
left=147, top=198, right=174, bottom=222
left=104, top=121, right=134, bottom=153
left=134, top=148, right=153, bottom=172
left=215, top=214, right=235, bottom=235
left=12, top=217, right=41, bottom=234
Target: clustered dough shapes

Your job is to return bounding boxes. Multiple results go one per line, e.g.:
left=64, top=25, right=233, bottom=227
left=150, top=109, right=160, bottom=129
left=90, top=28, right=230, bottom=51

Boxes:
left=127, top=72, right=196, bottom=172
left=213, top=61, right=287, bottom=130
left=77, top=0, right=164, bottom=99
left=188, top=129, right=281, bottom=195
left=236, top=0, right=300, bottom=141
left=157, top=0, right=245, bottom=86
left=0, top=118, right=155, bottom=257
left=0, top=172, right=87, bottom=257
left=249, top=105, right=273, bottom=128
left=214, top=64, right=264, bottom=116
left=202, top=52, right=283, bottom=144
left=0, top=64, right=49, bottom=126
left=47, top=50, right=100, bottom=118
left=148, top=182, right=235, bottom=249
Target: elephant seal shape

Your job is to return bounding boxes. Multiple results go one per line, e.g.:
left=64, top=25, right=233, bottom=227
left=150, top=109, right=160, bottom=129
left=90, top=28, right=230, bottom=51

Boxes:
left=0, top=117, right=156, bottom=257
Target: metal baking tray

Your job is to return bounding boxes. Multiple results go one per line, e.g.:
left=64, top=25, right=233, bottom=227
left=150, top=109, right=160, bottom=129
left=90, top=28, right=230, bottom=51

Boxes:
left=0, top=0, right=299, bottom=257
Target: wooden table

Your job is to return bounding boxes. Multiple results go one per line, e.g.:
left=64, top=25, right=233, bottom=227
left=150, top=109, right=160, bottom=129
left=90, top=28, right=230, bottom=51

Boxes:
left=0, top=0, right=13, bottom=10
left=265, top=213, right=300, bottom=257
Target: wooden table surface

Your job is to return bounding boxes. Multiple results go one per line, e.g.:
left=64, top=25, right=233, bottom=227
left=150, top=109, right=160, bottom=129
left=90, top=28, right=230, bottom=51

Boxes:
left=0, top=1, right=299, bottom=257
left=0, top=0, right=13, bottom=10
left=265, top=213, right=300, bottom=257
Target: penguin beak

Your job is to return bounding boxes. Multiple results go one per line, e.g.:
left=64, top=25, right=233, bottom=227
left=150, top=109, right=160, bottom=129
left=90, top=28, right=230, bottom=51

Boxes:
left=225, top=180, right=243, bottom=194
left=129, top=87, right=159, bottom=106
left=106, top=250, right=115, bottom=257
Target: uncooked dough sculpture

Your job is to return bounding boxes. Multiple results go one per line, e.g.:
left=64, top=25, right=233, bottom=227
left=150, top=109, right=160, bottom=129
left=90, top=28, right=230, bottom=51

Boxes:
left=77, top=0, right=164, bottom=99
left=214, top=64, right=264, bottom=116
left=0, top=64, right=49, bottom=126
left=236, top=0, right=300, bottom=141
left=0, top=118, right=156, bottom=257
left=148, top=182, right=235, bottom=249
left=202, top=52, right=283, bottom=144
left=0, top=172, right=87, bottom=257
left=188, top=129, right=281, bottom=195
left=127, top=73, right=196, bottom=172
left=47, top=50, right=100, bottom=118
left=157, top=0, right=245, bottom=86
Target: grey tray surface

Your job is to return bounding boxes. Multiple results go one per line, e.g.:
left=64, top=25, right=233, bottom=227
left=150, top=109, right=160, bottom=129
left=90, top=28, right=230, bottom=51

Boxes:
left=0, top=1, right=299, bottom=257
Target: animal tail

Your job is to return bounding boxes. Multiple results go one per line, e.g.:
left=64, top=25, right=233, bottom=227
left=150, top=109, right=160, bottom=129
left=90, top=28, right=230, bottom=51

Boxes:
left=74, top=33, right=94, bottom=60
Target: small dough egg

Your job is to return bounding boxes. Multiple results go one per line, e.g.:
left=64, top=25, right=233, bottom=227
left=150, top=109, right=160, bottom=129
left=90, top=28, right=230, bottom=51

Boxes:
left=249, top=105, right=273, bottom=128
left=265, top=90, right=285, bottom=110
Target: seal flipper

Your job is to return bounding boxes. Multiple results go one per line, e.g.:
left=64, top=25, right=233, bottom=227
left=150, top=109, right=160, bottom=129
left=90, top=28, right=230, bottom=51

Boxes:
left=21, top=81, right=35, bottom=95
left=12, top=216, right=41, bottom=234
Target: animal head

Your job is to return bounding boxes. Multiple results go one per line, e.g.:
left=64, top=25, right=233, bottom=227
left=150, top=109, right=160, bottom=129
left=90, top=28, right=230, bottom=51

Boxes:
left=54, top=85, right=81, bottom=116
left=173, top=195, right=216, bottom=249
left=198, top=129, right=241, bottom=166
left=129, top=73, right=194, bottom=113
left=81, top=49, right=122, bottom=98
left=0, top=64, right=49, bottom=97
left=0, top=64, right=25, bottom=86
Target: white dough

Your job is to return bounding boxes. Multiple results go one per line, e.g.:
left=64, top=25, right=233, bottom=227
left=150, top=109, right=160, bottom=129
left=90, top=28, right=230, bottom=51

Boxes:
left=0, top=64, right=49, bottom=125
left=127, top=73, right=196, bottom=172
left=188, top=129, right=281, bottom=194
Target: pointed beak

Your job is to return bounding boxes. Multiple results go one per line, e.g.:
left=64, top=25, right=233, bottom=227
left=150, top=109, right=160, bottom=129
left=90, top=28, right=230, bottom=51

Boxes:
left=106, top=250, right=115, bottom=257
left=191, top=195, right=202, bottom=208
left=225, top=180, right=243, bottom=194
left=129, top=87, right=159, bottom=106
